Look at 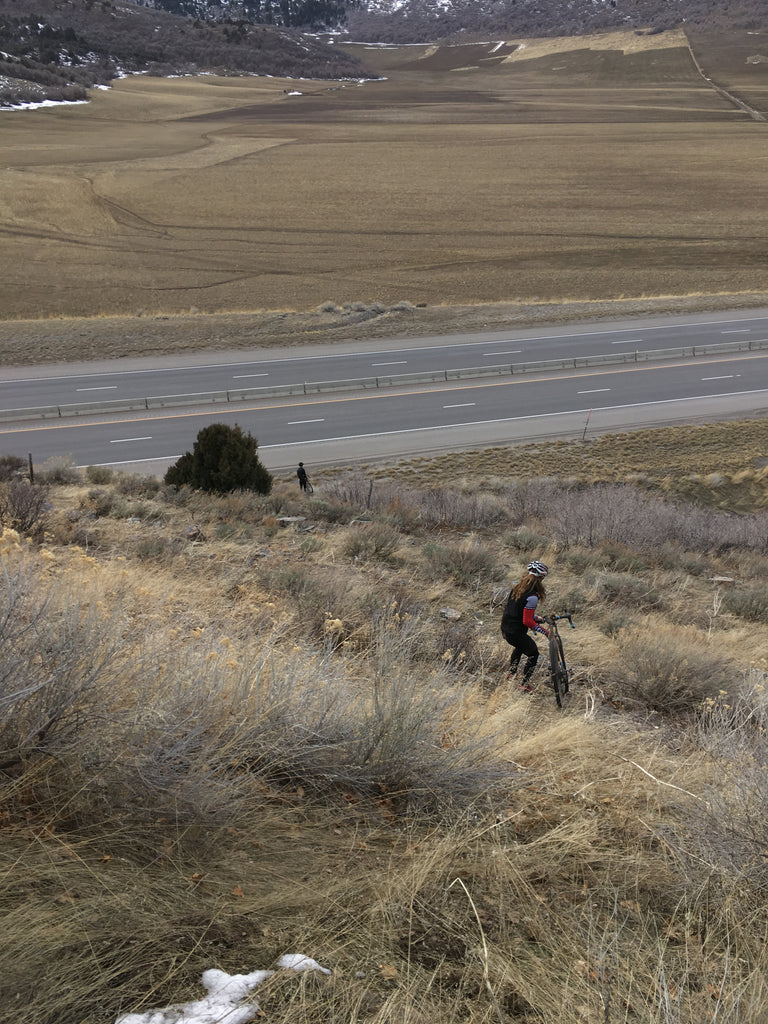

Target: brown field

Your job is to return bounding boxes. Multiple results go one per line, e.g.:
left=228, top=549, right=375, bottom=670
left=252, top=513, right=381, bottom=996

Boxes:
left=1, top=28, right=767, bottom=341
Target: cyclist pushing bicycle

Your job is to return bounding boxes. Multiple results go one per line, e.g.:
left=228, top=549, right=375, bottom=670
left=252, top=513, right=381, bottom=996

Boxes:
left=500, top=560, right=550, bottom=693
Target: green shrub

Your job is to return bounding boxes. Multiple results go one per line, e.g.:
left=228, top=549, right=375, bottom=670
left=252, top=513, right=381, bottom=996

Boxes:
left=263, top=565, right=312, bottom=598
left=597, top=542, right=648, bottom=573
left=132, top=534, right=182, bottom=563
left=164, top=423, right=272, bottom=495
left=306, top=497, right=351, bottom=524
left=554, top=585, right=589, bottom=615
left=159, top=483, right=194, bottom=506
left=598, top=611, right=635, bottom=638
left=562, top=548, right=601, bottom=574
left=299, top=535, right=323, bottom=556
left=434, top=618, right=484, bottom=673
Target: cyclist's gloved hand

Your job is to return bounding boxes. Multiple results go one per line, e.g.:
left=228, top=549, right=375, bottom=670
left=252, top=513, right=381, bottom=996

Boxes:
left=536, top=625, right=549, bottom=637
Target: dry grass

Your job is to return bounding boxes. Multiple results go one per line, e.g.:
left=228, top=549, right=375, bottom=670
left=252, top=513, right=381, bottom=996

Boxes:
left=5, top=28, right=768, bottom=1018
left=370, top=416, right=768, bottom=511
left=500, top=28, right=690, bottom=61
left=0, top=34, right=765, bottom=328
left=4, top=442, right=768, bottom=1021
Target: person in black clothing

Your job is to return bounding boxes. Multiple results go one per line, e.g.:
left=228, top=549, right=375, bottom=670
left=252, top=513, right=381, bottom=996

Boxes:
left=500, top=560, right=550, bottom=691
left=297, top=462, right=309, bottom=491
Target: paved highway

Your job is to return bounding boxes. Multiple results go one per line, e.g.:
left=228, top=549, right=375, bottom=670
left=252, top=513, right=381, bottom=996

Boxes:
left=1, top=343, right=766, bottom=475
left=1, top=310, right=767, bottom=411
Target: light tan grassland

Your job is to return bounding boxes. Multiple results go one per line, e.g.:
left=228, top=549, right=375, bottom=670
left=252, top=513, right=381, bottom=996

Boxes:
left=500, top=27, right=690, bottom=61
left=1, top=29, right=767, bottom=336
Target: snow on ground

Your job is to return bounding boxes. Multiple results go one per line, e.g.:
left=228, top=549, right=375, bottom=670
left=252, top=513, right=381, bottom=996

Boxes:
left=115, top=954, right=332, bottom=1024
left=0, top=98, right=88, bottom=112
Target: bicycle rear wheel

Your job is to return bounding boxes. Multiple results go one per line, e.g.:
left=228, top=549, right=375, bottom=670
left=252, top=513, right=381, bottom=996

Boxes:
left=549, top=633, right=569, bottom=707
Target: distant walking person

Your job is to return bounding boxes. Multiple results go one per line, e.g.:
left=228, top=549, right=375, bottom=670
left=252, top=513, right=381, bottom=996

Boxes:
left=297, top=462, right=310, bottom=492
left=501, top=560, right=550, bottom=692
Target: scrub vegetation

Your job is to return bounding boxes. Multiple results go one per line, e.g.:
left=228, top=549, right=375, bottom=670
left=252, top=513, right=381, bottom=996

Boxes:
left=4, top=422, right=768, bottom=1022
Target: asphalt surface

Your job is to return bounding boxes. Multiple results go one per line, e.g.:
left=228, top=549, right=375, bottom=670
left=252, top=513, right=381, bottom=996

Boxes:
left=1, top=309, right=766, bottom=475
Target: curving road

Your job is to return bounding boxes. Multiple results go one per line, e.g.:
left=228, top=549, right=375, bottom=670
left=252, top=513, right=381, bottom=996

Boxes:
left=1, top=309, right=767, bottom=475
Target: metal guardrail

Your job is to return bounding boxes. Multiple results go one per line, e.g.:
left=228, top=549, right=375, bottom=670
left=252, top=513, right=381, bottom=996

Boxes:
left=1, top=337, right=766, bottom=424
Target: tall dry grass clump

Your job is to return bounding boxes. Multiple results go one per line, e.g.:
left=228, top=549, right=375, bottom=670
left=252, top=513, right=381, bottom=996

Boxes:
left=602, top=624, right=737, bottom=715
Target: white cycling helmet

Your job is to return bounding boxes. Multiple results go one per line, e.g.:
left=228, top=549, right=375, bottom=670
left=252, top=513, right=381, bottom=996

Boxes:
left=526, top=560, right=549, bottom=578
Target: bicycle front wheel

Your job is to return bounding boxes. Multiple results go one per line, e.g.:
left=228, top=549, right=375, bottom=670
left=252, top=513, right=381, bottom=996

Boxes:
left=550, top=634, right=569, bottom=708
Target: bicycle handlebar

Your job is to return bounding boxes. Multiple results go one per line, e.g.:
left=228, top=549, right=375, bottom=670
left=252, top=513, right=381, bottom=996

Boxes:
left=544, top=613, right=576, bottom=629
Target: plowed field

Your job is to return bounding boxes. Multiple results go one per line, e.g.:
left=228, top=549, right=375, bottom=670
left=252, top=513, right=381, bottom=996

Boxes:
left=1, top=28, right=766, bottom=357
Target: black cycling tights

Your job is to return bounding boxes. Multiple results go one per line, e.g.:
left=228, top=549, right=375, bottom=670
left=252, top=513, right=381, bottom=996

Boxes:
left=503, top=631, right=539, bottom=681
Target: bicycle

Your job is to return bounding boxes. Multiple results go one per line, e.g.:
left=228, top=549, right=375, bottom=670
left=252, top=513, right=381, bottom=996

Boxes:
left=542, top=613, right=575, bottom=707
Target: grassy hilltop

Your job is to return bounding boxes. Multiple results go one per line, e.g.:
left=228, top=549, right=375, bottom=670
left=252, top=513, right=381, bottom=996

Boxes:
left=4, top=422, right=768, bottom=1023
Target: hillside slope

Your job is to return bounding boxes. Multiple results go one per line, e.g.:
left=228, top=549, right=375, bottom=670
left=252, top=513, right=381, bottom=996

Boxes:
left=3, top=434, right=768, bottom=1022
left=0, top=0, right=369, bottom=106
left=343, top=0, right=766, bottom=43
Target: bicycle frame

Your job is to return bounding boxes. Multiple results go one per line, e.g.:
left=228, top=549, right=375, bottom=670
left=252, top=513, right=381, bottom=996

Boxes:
left=543, top=613, right=575, bottom=707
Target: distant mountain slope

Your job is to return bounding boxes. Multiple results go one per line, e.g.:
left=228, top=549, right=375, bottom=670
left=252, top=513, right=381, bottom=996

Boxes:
left=1, top=0, right=763, bottom=107
left=144, top=0, right=766, bottom=41
left=0, top=0, right=368, bottom=107
left=344, top=0, right=766, bottom=44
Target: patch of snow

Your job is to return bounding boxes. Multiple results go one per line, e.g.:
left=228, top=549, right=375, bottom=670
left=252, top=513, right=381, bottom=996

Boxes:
left=114, top=953, right=331, bottom=1024
left=0, top=98, right=89, bottom=112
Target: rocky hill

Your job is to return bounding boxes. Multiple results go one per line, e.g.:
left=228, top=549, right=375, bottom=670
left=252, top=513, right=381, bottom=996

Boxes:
left=0, top=0, right=368, bottom=106
left=2, top=0, right=765, bottom=107
left=343, top=0, right=766, bottom=43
